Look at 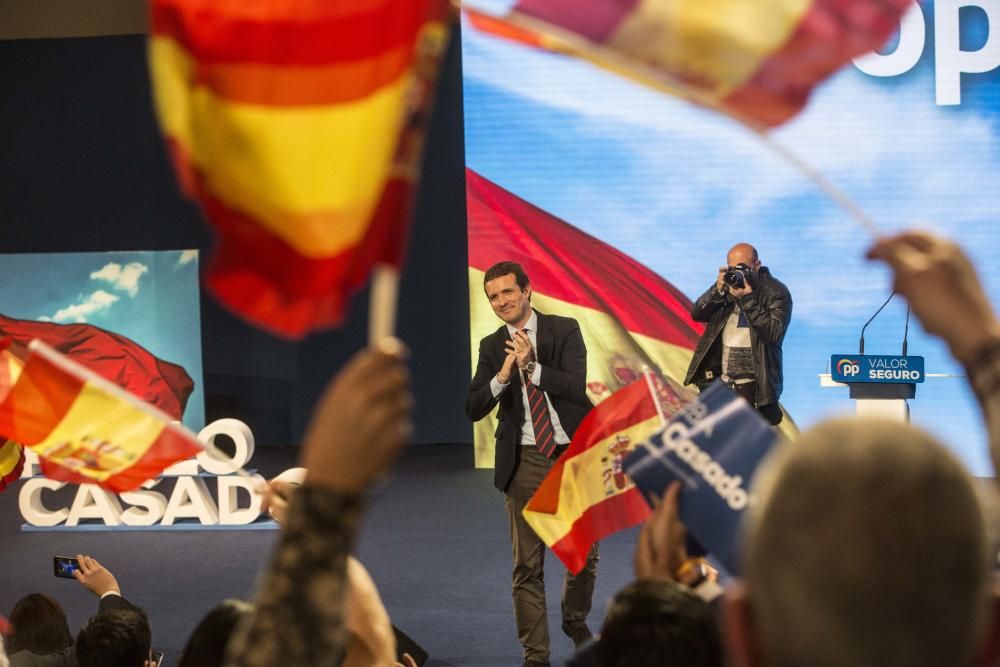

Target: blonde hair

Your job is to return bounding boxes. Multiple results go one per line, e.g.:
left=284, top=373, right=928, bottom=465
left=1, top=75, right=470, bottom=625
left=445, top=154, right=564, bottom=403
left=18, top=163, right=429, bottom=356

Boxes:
left=745, top=418, right=991, bottom=667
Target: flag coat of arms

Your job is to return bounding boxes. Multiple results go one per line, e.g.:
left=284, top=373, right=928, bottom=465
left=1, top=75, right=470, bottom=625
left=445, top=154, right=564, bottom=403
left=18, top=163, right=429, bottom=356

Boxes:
left=523, top=373, right=684, bottom=574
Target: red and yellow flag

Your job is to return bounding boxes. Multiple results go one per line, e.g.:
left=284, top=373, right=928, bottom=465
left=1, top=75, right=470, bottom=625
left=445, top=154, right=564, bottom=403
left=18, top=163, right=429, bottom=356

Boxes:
left=0, top=341, right=202, bottom=493
left=523, top=374, right=687, bottom=573
left=149, top=0, right=451, bottom=338
left=0, top=440, right=24, bottom=492
left=0, top=349, right=25, bottom=491
left=467, top=0, right=911, bottom=127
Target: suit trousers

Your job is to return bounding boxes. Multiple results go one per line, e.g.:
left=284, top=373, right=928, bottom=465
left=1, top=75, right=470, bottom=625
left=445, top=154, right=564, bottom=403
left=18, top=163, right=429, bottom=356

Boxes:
left=504, top=445, right=599, bottom=663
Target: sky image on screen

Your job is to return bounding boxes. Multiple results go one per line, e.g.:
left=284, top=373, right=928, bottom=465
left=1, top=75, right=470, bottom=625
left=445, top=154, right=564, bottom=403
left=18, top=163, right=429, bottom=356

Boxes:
left=0, top=250, right=205, bottom=430
left=462, top=0, right=1000, bottom=476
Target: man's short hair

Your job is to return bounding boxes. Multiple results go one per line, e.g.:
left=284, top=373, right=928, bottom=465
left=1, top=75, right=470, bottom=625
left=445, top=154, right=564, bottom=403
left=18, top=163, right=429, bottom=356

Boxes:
left=76, top=608, right=152, bottom=667
left=745, top=418, right=990, bottom=667
left=598, top=579, right=722, bottom=667
left=8, top=592, right=73, bottom=655
left=483, top=261, right=530, bottom=292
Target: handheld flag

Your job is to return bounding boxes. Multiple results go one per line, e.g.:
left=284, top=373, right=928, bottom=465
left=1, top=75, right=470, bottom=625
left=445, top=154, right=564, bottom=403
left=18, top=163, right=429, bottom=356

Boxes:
left=0, top=439, right=24, bottom=492
left=467, top=0, right=913, bottom=128
left=0, top=341, right=203, bottom=493
left=624, top=380, right=780, bottom=575
left=522, top=372, right=694, bottom=573
left=150, top=0, right=452, bottom=337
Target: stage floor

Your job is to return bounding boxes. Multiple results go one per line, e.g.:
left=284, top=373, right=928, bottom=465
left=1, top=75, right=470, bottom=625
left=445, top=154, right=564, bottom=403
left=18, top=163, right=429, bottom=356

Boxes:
left=0, top=444, right=640, bottom=666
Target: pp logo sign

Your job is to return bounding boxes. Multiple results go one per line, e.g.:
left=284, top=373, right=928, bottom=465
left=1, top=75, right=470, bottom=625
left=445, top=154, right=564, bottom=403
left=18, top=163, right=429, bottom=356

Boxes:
left=836, top=358, right=861, bottom=378
left=854, top=1, right=1000, bottom=105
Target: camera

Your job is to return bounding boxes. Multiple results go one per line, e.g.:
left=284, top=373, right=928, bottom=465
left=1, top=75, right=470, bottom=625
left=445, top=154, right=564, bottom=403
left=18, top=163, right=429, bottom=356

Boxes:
left=723, top=264, right=753, bottom=290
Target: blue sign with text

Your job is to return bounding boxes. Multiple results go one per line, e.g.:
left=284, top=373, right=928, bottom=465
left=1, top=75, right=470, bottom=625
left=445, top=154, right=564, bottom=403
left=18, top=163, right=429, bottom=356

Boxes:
left=623, top=381, right=779, bottom=576
left=830, top=355, right=925, bottom=384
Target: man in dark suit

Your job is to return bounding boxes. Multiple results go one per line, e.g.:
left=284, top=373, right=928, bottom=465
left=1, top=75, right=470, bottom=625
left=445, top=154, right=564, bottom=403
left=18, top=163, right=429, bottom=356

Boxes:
left=466, top=261, right=598, bottom=667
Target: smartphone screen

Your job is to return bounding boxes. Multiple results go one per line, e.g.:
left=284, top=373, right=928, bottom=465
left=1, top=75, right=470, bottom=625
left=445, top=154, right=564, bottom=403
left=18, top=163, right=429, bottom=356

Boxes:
left=53, top=556, right=80, bottom=579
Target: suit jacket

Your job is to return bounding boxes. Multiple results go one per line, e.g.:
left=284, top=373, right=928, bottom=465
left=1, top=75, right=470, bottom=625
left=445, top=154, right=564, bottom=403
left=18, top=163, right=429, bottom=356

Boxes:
left=98, top=593, right=137, bottom=614
left=466, top=310, right=592, bottom=492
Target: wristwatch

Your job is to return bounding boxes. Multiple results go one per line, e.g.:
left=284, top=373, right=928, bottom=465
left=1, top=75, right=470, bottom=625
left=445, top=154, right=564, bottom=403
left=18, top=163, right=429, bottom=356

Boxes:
left=524, top=361, right=537, bottom=378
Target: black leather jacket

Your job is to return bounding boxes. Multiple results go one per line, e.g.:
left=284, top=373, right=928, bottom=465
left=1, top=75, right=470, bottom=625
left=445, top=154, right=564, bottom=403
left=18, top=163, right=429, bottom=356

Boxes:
left=683, top=266, right=792, bottom=407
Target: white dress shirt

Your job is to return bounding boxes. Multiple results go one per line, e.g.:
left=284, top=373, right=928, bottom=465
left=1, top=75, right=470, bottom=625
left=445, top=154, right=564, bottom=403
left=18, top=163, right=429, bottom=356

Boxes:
left=488, top=311, right=571, bottom=447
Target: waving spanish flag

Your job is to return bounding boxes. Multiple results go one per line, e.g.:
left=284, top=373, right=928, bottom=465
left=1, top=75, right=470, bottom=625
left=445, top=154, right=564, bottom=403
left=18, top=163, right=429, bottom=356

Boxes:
left=523, top=373, right=689, bottom=573
left=0, top=341, right=202, bottom=493
left=150, top=0, right=451, bottom=338
left=0, top=439, right=24, bottom=492
left=467, top=0, right=911, bottom=127
left=0, top=350, right=26, bottom=491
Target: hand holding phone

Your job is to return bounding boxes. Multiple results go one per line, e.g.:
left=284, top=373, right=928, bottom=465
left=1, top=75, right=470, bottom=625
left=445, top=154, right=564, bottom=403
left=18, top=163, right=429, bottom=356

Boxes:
left=53, top=556, right=80, bottom=579
left=72, top=554, right=121, bottom=597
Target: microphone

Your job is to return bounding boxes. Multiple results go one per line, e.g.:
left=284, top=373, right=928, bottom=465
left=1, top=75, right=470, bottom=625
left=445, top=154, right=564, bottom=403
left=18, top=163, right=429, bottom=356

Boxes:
left=859, top=293, right=895, bottom=355
left=902, top=303, right=910, bottom=356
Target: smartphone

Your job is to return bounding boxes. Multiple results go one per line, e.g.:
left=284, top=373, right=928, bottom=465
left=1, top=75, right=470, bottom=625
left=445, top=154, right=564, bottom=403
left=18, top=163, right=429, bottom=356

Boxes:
left=53, top=556, right=80, bottom=579
left=150, top=650, right=165, bottom=667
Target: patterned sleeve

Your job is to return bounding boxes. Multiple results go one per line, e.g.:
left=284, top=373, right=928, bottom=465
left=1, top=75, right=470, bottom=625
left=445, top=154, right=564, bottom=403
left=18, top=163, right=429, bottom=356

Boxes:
left=224, top=485, right=363, bottom=667
left=964, top=338, right=1000, bottom=479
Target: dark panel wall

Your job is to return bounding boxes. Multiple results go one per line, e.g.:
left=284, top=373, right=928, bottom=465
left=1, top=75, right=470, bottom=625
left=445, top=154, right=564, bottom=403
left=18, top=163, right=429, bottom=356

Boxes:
left=0, top=31, right=471, bottom=447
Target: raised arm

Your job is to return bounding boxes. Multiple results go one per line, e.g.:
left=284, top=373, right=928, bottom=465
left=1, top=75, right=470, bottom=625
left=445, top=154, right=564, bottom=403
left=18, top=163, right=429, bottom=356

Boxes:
left=225, top=339, right=413, bottom=667
left=868, top=231, right=1000, bottom=478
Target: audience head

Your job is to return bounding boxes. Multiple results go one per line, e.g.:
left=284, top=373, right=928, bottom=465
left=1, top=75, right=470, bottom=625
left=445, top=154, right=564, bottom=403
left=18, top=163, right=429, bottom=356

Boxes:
left=598, top=578, right=722, bottom=667
left=7, top=593, right=73, bottom=656
left=75, top=608, right=152, bottom=667
left=177, top=599, right=253, bottom=667
left=731, top=417, right=991, bottom=667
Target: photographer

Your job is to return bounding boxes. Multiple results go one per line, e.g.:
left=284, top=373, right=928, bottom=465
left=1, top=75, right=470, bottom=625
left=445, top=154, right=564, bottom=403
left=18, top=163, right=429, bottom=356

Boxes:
left=684, top=243, right=792, bottom=425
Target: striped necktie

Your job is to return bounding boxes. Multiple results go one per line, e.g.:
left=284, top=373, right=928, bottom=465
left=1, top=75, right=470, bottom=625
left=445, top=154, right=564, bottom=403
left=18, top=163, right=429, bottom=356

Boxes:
left=521, top=328, right=558, bottom=459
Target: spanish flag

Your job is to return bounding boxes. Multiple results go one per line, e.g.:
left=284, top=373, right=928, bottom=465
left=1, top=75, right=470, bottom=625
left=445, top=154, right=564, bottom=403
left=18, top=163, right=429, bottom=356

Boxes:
left=0, top=341, right=203, bottom=493
left=523, top=373, right=685, bottom=574
left=149, top=0, right=451, bottom=338
left=0, top=440, right=24, bottom=492
left=467, top=0, right=911, bottom=127
left=0, top=350, right=25, bottom=491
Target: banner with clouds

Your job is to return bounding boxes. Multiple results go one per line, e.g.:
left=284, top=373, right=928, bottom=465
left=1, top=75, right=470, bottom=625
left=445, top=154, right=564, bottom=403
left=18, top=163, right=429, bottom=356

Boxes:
left=462, top=0, right=1000, bottom=475
left=0, top=250, right=204, bottom=430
